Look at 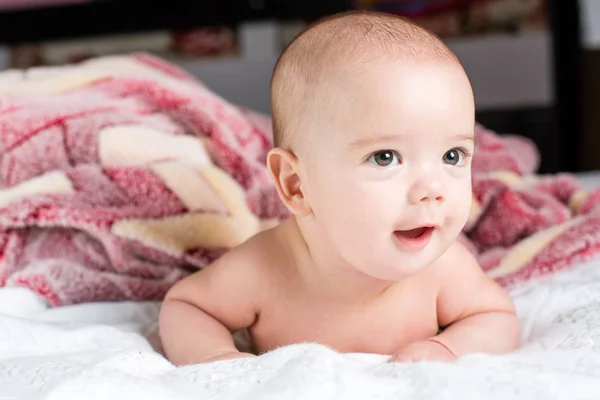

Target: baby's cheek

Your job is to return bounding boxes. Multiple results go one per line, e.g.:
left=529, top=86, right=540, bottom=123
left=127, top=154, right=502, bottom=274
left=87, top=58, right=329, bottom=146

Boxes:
left=447, top=199, right=472, bottom=238
left=328, top=196, right=380, bottom=244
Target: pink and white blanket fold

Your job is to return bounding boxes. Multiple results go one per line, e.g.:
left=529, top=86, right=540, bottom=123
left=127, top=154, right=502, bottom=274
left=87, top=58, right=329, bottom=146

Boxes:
left=0, top=53, right=598, bottom=306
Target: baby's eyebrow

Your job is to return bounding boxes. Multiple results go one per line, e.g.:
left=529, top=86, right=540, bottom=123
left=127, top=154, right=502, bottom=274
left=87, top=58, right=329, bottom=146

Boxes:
left=454, top=134, right=476, bottom=145
left=349, top=134, right=402, bottom=149
left=347, top=134, right=401, bottom=149
left=349, top=133, right=476, bottom=149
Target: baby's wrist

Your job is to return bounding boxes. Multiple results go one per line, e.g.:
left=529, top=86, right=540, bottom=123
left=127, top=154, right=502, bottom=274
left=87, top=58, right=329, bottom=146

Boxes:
left=426, top=337, right=456, bottom=357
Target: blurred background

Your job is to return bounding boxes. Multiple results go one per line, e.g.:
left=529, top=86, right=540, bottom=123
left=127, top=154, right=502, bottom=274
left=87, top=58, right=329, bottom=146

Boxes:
left=0, top=0, right=594, bottom=174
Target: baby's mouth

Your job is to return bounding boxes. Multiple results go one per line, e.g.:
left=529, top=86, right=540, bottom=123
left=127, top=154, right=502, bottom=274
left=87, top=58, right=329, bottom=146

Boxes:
left=393, top=226, right=435, bottom=251
left=395, top=226, right=432, bottom=239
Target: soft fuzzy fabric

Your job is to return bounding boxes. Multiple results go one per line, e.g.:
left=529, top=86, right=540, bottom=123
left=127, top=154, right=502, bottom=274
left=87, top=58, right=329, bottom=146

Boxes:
left=464, top=124, right=600, bottom=288
left=0, top=53, right=598, bottom=306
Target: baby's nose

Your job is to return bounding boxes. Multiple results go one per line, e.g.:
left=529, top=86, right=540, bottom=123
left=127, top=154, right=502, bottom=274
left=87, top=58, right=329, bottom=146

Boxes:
left=408, top=178, right=445, bottom=205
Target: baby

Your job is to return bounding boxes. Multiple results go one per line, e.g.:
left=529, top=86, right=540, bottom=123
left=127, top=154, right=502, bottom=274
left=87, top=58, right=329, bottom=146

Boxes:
left=159, top=10, right=520, bottom=365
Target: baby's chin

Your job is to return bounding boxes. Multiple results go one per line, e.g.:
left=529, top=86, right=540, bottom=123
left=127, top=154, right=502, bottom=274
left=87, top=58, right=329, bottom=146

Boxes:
left=359, top=242, right=451, bottom=281
left=355, top=252, right=443, bottom=282
left=377, top=263, right=435, bottom=282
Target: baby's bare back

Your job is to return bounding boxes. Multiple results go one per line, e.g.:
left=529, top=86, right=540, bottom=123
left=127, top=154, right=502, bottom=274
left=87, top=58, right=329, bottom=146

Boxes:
left=245, top=226, right=441, bottom=355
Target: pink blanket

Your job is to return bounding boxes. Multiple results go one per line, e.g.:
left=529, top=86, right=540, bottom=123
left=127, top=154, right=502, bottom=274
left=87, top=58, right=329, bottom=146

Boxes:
left=0, top=53, right=598, bottom=306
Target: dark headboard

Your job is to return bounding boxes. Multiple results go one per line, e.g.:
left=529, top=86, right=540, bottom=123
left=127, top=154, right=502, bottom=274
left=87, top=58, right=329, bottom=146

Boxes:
left=547, top=0, right=583, bottom=172
left=0, top=0, right=350, bottom=44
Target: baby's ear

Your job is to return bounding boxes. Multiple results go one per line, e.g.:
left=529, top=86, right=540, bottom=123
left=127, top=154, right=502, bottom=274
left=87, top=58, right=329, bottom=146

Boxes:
left=266, top=148, right=312, bottom=217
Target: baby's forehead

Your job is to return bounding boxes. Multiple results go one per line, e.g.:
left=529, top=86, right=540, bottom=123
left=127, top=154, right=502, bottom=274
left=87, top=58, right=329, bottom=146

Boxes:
left=271, top=11, right=461, bottom=149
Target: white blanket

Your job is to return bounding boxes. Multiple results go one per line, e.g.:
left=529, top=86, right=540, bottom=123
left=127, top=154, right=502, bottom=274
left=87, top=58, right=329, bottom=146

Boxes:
left=3, top=171, right=600, bottom=400
left=1, top=257, right=600, bottom=400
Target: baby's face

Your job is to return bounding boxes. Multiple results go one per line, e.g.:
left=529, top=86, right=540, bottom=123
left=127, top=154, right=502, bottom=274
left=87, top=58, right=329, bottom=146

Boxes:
left=298, top=60, right=475, bottom=281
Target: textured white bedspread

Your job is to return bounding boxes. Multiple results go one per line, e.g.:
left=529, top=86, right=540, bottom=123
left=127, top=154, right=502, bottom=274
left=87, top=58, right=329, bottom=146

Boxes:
left=1, top=257, right=600, bottom=399
left=2, top=171, right=600, bottom=399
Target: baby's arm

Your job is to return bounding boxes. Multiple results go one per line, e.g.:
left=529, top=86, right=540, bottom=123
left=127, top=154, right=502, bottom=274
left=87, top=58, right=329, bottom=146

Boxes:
left=391, top=242, right=520, bottom=362
left=159, top=245, right=262, bottom=365
left=432, top=242, right=520, bottom=357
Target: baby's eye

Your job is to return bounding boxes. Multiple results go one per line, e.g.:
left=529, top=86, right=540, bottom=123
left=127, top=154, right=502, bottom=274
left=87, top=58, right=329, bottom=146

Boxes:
left=367, top=150, right=400, bottom=167
left=442, top=148, right=468, bottom=166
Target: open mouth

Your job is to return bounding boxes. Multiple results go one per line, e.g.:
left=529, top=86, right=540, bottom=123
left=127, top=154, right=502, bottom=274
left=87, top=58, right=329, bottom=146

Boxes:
left=396, top=227, right=430, bottom=239
left=393, top=226, right=434, bottom=250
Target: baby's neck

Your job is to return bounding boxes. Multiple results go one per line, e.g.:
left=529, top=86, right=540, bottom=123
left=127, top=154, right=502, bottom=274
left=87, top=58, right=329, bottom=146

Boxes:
left=281, top=218, right=395, bottom=303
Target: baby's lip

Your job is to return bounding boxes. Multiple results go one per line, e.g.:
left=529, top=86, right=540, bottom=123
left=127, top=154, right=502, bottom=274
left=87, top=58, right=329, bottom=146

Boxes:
left=395, top=223, right=438, bottom=231
left=394, top=225, right=435, bottom=238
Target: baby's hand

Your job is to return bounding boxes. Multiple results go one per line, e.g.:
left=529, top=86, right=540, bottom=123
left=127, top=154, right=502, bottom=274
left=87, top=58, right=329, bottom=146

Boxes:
left=203, top=351, right=257, bottom=363
left=389, top=339, right=457, bottom=363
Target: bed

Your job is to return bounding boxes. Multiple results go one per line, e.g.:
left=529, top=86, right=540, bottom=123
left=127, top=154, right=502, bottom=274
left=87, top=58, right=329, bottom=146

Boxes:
left=3, top=251, right=600, bottom=398
left=0, top=2, right=598, bottom=397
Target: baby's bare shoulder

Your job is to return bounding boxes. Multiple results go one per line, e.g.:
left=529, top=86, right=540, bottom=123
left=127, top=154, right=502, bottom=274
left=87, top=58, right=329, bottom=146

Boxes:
left=430, top=240, right=479, bottom=279
left=163, top=227, right=285, bottom=329
left=205, top=227, right=283, bottom=287
left=430, top=240, right=515, bottom=327
left=225, top=227, right=286, bottom=276
left=171, top=227, right=281, bottom=290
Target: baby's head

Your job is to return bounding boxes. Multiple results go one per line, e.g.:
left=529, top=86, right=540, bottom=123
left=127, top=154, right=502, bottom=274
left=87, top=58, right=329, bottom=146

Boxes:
left=267, top=11, right=475, bottom=281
